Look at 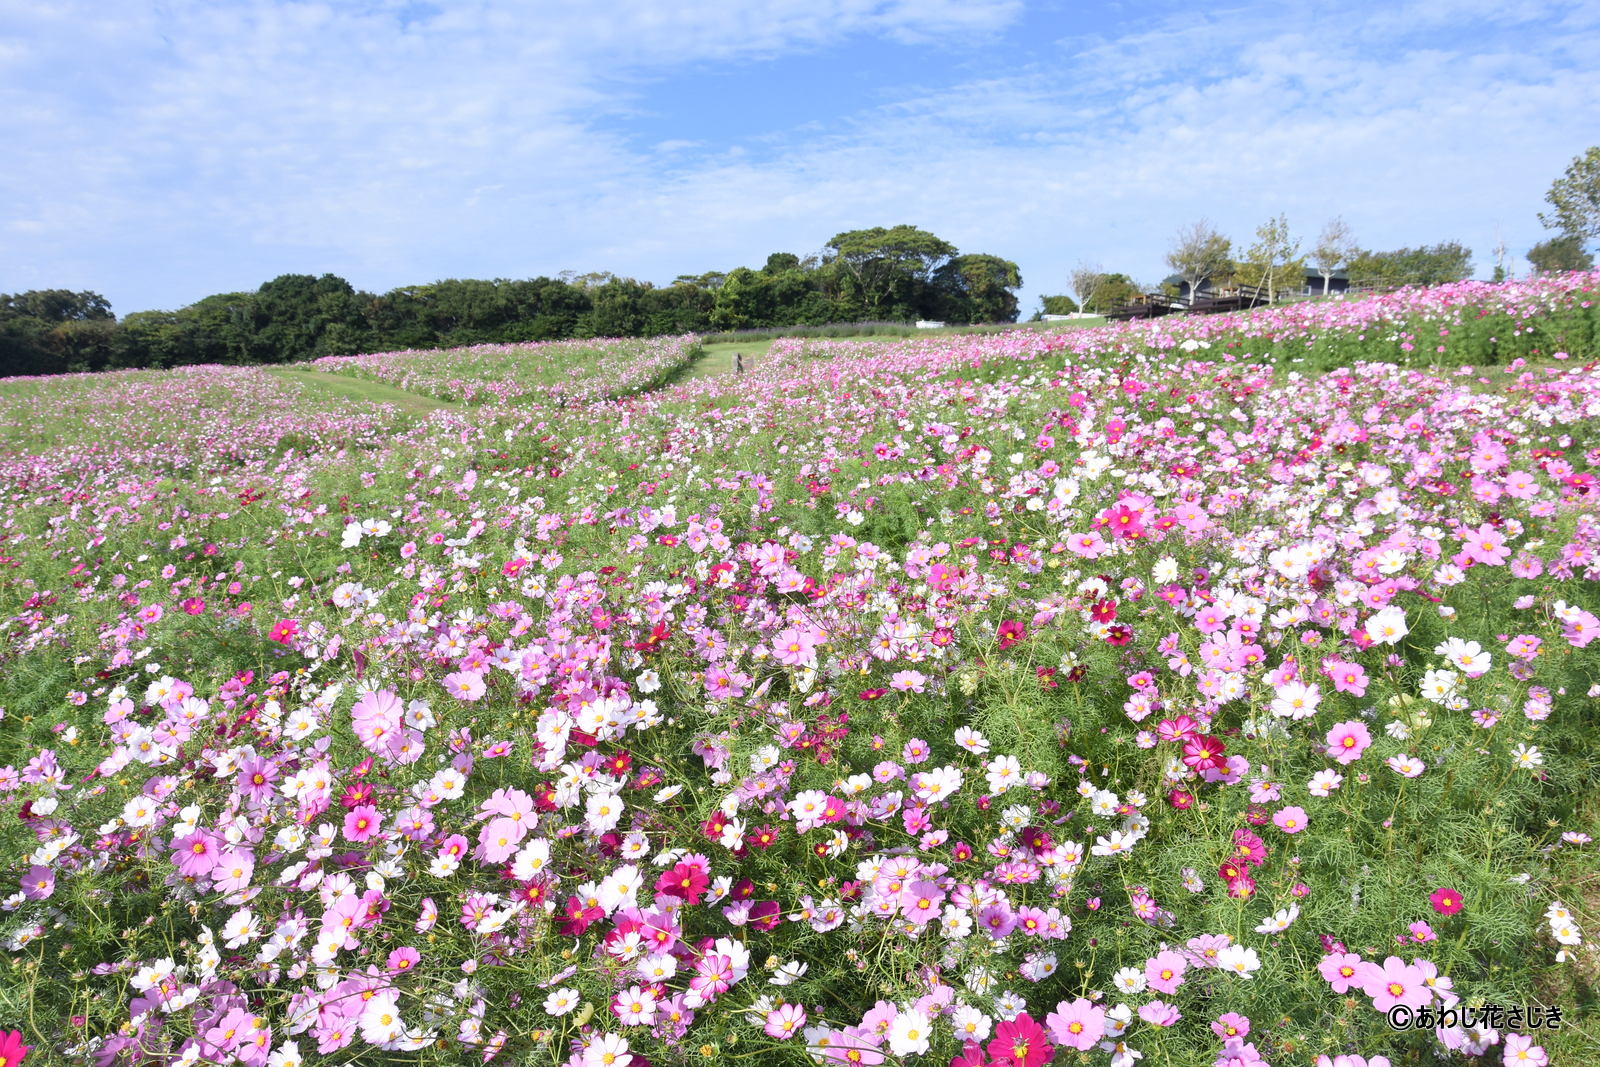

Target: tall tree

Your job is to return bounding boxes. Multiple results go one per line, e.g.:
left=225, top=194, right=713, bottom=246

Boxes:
left=823, top=225, right=957, bottom=316
left=1165, top=220, right=1232, bottom=301
left=246, top=273, right=370, bottom=363
left=1312, top=217, right=1356, bottom=296
left=1537, top=146, right=1600, bottom=248
left=1086, top=273, right=1137, bottom=314
left=934, top=254, right=1023, bottom=323
left=1240, top=214, right=1302, bottom=302
left=1070, top=263, right=1105, bottom=313
left=1526, top=235, right=1595, bottom=274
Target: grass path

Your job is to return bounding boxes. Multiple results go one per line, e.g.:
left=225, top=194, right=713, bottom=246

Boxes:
left=268, top=365, right=457, bottom=418
left=681, top=340, right=777, bottom=380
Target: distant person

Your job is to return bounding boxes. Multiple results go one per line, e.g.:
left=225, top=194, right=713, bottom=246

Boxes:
left=733, top=352, right=744, bottom=374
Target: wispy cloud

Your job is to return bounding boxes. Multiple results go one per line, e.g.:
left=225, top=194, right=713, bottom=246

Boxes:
left=0, top=0, right=1596, bottom=315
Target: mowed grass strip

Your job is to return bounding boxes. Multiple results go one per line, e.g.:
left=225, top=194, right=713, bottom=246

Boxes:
left=268, top=365, right=457, bottom=418
left=682, top=340, right=776, bottom=379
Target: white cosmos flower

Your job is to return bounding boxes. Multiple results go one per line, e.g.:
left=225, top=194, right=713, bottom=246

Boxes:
left=1253, top=904, right=1299, bottom=934
left=1092, top=830, right=1137, bottom=857
left=1216, top=944, right=1261, bottom=978
left=886, top=1010, right=932, bottom=1056
left=770, top=960, right=808, bottom=986
left=1365, top=605, right=1409, bottom=645
left=543, top=987, right=580, bottom=1015
left=1111, top=967, right=1146, bottom=994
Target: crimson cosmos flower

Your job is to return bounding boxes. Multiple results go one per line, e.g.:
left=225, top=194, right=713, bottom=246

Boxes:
left=1429, top=886, right=1465, bottom=915
left=987, top=1013, right=1053, bottom=1067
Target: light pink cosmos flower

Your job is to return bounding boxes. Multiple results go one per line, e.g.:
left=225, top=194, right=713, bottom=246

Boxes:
left=889, top=670, right=927, bottom=694
left=1358, top=956, right=1430, bottom=1011
left=1461, top=523, right=1510, bottom=566
left=1502, top=1033, right=1548, bottom=1065
left=20, top=865, right=54, bottom=901
left=1318, top=952, right=1365, bottom=993
left=443, top=671, right=487, bottom=701
left=1145, top=950, right=1188, bottom=994
left=1044, top=998, right=1105, bottom=1050
left=1273, top=806, right=1308, bottom=834
left=1325, top=659, right=1368, bottom=696
left=764, top=1003, right=807, bottom=1039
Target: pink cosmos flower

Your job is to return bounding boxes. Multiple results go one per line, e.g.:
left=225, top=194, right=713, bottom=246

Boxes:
left=987, top=1013, right=1053, bottom=1067
left=1503, top=1033, right=1548, bottom=1065
left=443, top=670, right=487, bottom=701
left=1044, top=998, right=1105, bottom=1051
left=657, top=861, right=710, bottom=904
left=267, top=618, right=299, bottom=644
left=764, top=1003, right=807, bottom=1040
left=211, top=850, right=255, bottom=894
left=1429, top=887, right=1464, bottom=915
left=386, top=946, right=421, bottom=974
left=1462, top=523, right=1510, bottom=566
left=1325, top=659, right=1368, bottom=696
left=1358, top=956, right=1430, bottom=1011
left=1325, top=721, right=1372, bottom=765
left=889, top=670, right=927, bottom=694
left=171, top=829, right=223, bottom=878
left=20, top=865, right=53, bottom=901
left=997, top=619, right=1026, bottom=650
left=1181, top=734, right=1227, bottom=772
left=1145, top=950, right=1188, bottom=994
left=0, top=1028, right=31, bottom=1067
left=1273, top=806, right=1308, bottom=834
left=1137, top=1000, right=1181, bottom=1027
left=343, top=804, right=382, bottom=843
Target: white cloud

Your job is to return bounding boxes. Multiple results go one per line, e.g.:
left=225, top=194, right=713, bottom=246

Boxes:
left=0, top=0, right=1596, bottom=316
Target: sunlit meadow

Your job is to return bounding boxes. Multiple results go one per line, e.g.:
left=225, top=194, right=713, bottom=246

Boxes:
left=1, top=278, right=1597, bottom=1067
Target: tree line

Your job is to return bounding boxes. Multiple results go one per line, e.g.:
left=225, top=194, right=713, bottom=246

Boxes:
left=0, top=225, right=1024, bottom=377
left=1045, top=220, right=1481, bottom=317
left=1035, top=151, right=1600, bottom=316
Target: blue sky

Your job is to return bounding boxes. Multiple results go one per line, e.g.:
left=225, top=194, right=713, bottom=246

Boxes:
left=2, top=0, right=1598, bottom=318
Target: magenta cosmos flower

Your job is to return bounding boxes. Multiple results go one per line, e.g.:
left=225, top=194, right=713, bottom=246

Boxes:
left=170, top=829, right=223, bottom=878
left=0, top=1029, right=31, bottom=1067
left=1428, top=887, right=1464, bottom=915
left=343, top=804, right=383, bottom=844
left=987, top=1013, right=1053, bottom=1067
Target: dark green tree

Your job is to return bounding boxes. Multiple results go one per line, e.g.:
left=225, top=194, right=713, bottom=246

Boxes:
left=1036, top=295, right=1080, bottom=318
left=576, top=278, right=650, bottom=338
left=1083, top=273, right=1137, bottom=314
left=245, top=274, right=371, bottom=362
left=934, top=254, right=1023, bottom=323
left=1526, top=235, right=1595, bottom=274
left=823, top=226, right=958, bottom=317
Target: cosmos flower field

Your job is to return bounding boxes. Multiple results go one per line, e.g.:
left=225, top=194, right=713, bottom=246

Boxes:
left=0, top=277, right=1597, bottom=1066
